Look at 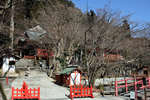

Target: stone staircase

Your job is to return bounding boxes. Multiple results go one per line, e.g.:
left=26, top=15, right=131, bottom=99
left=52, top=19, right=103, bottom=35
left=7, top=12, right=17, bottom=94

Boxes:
left=16, top=59, right=35, bottom=69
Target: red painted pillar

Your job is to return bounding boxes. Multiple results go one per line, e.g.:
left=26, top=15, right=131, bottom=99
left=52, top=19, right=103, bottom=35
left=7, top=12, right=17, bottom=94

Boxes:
left=148, top=77, right=150, bottom=88
left=125, top=79, right=128, bottom=93
left=11, top=87, right=14, bottom=100
left=38, top=87, right=40, bottom=100
left=90, top=86, right=94, bottom=98
left=6, top=77, right=8, bottom=85
left=134, top=81, right=137, bottom=99
left=70, top=86, right=73, bottom=100
left=115, top=81, right=118, bottom=96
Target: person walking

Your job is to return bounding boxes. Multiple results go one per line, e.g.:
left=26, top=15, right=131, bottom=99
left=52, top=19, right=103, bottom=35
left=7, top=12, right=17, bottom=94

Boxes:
left=39, top=60, right=42, bottom=70
left=25, top=65, right=30, bottom=76
left=46, top=60, right=49, bottom=69
left=46, top=60, right=49, bottom=76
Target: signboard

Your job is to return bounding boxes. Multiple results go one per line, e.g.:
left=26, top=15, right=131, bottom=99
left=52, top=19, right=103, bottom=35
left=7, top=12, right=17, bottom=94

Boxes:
left=130, top=91, right=135, bottom=99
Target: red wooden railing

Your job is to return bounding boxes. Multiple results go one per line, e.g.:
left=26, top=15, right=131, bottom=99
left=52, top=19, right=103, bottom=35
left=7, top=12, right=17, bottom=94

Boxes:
left=12, top=81, right=40, bottom=100
left=24, top=55, right=35, bottom=59
left=70, top=85, right=94, bottom=100
left=115, top=77, right=150, bottom=99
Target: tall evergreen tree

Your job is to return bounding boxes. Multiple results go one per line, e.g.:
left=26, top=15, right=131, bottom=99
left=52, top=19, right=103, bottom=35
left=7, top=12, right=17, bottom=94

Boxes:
left=25, top=0, right=43, bottom=19
left=122, top=20, right=131, bottom=38
left=87, top=10, right=96, bottom=26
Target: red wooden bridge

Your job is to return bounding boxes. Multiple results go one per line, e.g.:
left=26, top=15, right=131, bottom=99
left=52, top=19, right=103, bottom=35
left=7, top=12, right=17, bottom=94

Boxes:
left=115, top=77, right=150, bottom=99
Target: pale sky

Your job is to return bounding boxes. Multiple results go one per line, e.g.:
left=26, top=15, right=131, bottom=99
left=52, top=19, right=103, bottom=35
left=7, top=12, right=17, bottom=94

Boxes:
left=72, top=0, right=150, bottom=23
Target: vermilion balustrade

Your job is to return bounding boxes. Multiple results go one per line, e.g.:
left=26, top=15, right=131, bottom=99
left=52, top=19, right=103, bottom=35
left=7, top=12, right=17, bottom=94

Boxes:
left=115, top=77, right=150, bottom=99
left=70, top=85, right=94, bottom=100
left=11, top=81, right=40, bottom=100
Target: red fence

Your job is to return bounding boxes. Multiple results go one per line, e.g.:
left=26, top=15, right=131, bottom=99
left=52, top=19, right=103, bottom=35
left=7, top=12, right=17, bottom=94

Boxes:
left=70, top=85, right=94, bottom=100
left=12, top=81, right=40, bottom=100
left=24, top=55, right=35, bottom=59
left=115, top=77, right=150, bottom=99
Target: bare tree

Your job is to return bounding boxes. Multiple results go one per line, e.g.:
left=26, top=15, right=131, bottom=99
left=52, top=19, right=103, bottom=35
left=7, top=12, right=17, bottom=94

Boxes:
left=126, top=23, right=150, bottom=68
left=83, top=6, right=146, bottom=86
left=36, top=6, right=84, bottom=76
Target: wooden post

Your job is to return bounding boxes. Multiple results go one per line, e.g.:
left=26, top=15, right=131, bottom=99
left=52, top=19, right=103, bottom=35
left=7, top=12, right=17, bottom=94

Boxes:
left=134, top=74, right=137, bottom=99
left=70, top=86, right=73, bottom=100
left=142, top=77, right=147, bottom=100
left=115, top=81, right=118, bottom=96
left=125, top=79, right=128, bottom=93
left=12, top=87, right=14, bottom=100
left=38, top=87, right=40, bottom=100
left=149, top=77, right=150, bottom=88
left=144, top=87, right=147, bottom=100
left=6, top=77, right=8, bottom=85
left=90, top=86, right=94, bottom=98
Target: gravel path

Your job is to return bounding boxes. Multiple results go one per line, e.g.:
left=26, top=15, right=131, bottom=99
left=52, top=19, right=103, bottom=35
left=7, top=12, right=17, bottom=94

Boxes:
left=7, top=69, right=70, bottom=100
left=6, top=69, right=127, bottom=100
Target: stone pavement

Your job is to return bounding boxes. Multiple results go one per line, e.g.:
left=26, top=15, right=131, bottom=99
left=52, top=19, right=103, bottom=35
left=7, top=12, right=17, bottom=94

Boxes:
left=6, top=69, right=127, bottom=100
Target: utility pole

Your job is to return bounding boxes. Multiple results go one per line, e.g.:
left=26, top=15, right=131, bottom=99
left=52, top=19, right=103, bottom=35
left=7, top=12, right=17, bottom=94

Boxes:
left=142, top=77, right=147, bottom=100
left=144, top=87, right=147, bottom=100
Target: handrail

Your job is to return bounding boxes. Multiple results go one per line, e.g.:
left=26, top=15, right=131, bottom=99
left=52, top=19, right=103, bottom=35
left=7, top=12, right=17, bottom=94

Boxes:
left=115, top=77, right=150, bottom=99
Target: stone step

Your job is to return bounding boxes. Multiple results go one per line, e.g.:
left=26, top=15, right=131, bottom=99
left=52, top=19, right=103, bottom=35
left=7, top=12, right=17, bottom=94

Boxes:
left=16, top=59, right=35, bottom=68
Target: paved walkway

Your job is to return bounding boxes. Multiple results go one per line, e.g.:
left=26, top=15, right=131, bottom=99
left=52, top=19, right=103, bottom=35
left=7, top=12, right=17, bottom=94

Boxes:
left=6, top=69, right=127, bottom=100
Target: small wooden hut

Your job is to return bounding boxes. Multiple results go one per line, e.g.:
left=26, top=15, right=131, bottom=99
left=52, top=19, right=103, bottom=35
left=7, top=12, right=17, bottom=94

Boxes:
left=2, top=53, right=20, bottom=74
left=55, top=66, right=83, bottom=86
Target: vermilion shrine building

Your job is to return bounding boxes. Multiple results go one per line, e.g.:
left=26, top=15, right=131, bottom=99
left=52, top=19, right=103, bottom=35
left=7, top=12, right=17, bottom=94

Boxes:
left=24, top=49, right=53, bottom=60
